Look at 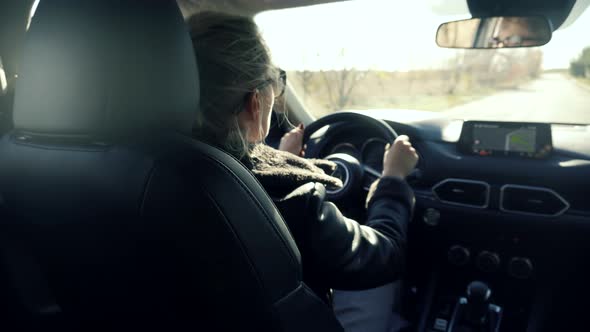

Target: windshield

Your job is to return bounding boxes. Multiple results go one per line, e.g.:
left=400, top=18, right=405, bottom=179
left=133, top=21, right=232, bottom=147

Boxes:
left=256, top=0, right=590, bottom=124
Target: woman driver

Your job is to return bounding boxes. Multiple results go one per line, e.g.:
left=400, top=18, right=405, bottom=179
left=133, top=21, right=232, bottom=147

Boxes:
left=189, top=11, right=418, bottom=331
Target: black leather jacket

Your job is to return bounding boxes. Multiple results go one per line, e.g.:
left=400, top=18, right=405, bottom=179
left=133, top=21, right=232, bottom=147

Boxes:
left=245, top=144, right=414, bottom=302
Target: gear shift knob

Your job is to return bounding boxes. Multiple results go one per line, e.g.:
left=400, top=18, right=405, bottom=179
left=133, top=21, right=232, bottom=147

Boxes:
left=467, top=281, right=491, bottom=303
left=466, top=281, right=492, bottom=324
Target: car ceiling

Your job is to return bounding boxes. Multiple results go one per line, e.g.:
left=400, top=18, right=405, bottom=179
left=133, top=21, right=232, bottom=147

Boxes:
left=467, top=0, right=580, bottom=30
left=1, top=0, right=589, bottom=78
left=179, top=0, right=589, bottom=31
left=177, top=0, right=347, bottom=17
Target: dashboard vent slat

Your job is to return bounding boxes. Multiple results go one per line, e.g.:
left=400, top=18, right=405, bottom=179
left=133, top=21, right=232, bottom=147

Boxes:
left=432, top=179, right=490, bottom=208
left=500, top=185, right=569, bottom=217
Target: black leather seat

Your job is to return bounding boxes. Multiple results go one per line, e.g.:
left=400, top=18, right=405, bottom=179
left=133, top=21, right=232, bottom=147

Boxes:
left=0, top=1, right=342, bottom=331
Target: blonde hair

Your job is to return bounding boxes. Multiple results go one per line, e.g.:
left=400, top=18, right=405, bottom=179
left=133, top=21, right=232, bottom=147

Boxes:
left=188, top=11, right=279, bottom=159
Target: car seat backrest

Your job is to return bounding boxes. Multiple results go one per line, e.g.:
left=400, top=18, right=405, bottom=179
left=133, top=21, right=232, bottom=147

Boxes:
left=0, top=1, right=342, bottom=331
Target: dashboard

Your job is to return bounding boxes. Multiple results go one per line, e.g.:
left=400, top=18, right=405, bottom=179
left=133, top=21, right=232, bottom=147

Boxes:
left=305, top=111, right=590, bottom=331
left=308, top=113, right=590, bottom=215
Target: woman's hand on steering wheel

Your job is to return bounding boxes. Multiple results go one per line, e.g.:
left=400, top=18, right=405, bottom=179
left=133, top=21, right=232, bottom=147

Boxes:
left=382, top=135, right=419, bottom=180
left=300, top=111, right=411, bottom=198
left=279, top=124, right=306, bottom=157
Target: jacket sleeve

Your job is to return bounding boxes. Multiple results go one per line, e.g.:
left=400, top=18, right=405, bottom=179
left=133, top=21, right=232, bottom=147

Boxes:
left=284, top=177, right=414, bottom=291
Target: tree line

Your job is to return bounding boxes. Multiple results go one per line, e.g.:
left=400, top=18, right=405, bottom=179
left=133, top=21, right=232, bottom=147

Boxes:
left=570, top=47, right=590, bottom=78
left=291, top=48, right=544, bottom=113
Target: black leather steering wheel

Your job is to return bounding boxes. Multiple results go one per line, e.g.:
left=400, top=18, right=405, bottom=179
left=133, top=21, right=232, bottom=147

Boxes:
left=303, top=111, right=398, bottom=144
left=303, top=112, right=398, bottom=199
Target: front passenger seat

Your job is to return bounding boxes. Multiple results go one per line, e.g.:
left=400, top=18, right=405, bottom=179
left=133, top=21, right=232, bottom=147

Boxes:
left=0, top=0, right=343, bottom=331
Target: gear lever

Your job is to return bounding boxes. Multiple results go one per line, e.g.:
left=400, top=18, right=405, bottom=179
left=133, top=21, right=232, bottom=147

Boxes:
left=466, top=281, right=492, bottom=324
left=447, top=281, right=503, bottom=332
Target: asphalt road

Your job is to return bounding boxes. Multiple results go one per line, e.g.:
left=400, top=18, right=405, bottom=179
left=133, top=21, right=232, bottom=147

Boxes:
left=444, top=73, right=590, bottom=124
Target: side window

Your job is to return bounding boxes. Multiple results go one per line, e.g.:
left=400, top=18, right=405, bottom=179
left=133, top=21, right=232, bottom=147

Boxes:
left=0, top=56, right=13, bottom=134
left=0, top=57, right=7, bottom=95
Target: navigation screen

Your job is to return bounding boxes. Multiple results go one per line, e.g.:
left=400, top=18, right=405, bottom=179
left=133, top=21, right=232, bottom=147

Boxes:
left=474, top=124, right=536, bottom=153
left=459, top=121, right=552, bottom=158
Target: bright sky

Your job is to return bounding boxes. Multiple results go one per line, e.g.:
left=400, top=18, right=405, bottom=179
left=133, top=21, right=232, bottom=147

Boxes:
left=255, top=0, right=590, bottom=71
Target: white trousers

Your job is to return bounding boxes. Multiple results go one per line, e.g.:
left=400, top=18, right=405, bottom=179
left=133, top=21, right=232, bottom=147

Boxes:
left=333, top=282, right=409, bottom=332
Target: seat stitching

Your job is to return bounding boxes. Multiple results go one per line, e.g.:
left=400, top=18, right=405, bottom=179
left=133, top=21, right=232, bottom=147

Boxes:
left=201, top=153, right=301, bottom=270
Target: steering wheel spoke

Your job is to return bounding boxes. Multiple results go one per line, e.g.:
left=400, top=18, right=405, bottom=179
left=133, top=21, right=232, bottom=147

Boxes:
left=303, top=112, right=398, bottom=197
left=362, top=165, right=381, bottom=191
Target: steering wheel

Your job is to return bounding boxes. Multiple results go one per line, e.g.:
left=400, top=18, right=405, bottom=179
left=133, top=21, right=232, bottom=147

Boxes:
left=302, top=112, right=398, bottom=199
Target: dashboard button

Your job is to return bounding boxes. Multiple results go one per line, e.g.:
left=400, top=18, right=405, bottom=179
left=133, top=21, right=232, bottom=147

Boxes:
left=433, top=318, right=448, bottom=331
left=423, top=208, right=441, bottom=226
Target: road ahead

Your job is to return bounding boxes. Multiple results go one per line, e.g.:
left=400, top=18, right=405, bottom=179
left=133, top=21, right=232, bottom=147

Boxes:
left=445, top=73, right=590, bottom=124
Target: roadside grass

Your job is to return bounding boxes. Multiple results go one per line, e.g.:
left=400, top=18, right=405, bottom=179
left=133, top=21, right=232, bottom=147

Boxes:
left=575, top=77, right=590, bottom=88
left=349, top=87, right=497, bottom=112
left=289, top=69, right=544, bottom=116
left=544, top=68, right=568, bottom=74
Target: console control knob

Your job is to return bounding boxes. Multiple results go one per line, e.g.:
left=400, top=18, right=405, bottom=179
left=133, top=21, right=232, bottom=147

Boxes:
left=476, top=251, right=501, bottom=273
left=448, top=245, right=470, bottom=266
left=508, top=257, right=533, bottom=279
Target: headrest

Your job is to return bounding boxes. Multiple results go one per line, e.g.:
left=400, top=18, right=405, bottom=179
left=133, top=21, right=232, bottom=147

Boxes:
left=13, top=0, right=199, bottom=138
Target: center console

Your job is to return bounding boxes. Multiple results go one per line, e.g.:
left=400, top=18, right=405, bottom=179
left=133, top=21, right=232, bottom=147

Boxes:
left=407, top=197, right=545, bottom=332
left=417, top=245, right=535, bottom=332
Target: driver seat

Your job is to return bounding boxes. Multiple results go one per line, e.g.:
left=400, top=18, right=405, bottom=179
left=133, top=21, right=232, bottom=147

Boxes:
left=0, top=1, right=342, bottom=331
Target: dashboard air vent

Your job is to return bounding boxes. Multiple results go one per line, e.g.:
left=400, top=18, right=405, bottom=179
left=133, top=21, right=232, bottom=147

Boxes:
left=500, top=185, right=569, bottom=217
left=432, top=179, right=490, bottom=208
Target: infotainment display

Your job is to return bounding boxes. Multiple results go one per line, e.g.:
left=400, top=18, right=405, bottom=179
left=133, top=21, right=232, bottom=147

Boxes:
left=458, top=121, right=552, bottom=158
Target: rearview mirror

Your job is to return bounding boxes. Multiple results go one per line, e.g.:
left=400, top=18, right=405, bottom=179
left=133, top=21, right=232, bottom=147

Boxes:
left=436, top=16, right=552, bottom=49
